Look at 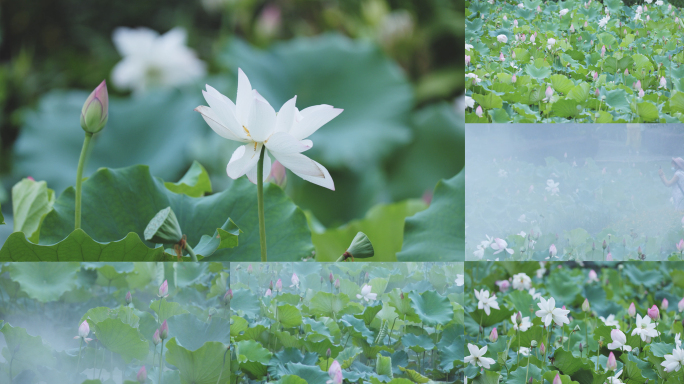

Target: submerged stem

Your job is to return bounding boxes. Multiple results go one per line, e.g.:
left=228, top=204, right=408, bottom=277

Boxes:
left=75, top=132, right=94, bottom=230
left=257, top=146, right=267, bottom=262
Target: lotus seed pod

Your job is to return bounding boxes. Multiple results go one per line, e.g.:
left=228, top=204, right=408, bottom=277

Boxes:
left=144, top=207, right=183, bottom=245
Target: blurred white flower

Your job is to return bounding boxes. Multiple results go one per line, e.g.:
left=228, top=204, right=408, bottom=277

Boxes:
left=528, top=288, right=542, bottom=300
left=491, top=238, right=513, bottom=255
left=677, top=333, right=682, bottom=348
left=195, top=69, right=340, bottom=189
left=560, top=8, right=569, bottom=16
left=606, top=370, right=624, bottom=384
left=466, top=43, right=474, bottom=51
left=357, top=284, right=377, bottom=302
left=465, top=95, right=475, bottom=109
left=600, top=314, right=620, bottom=328
left=546, top=179, right=560, bottom=195
left=473, top=244, right=486, bottom=259
left=512, top=273, right=531, bottom=290
left=599, top=15, right=610, bottom=28
left=519, top=347, right=530, bottom=356
left=456, top=274, right=464, bottom=286
left=518, top=214, right=527, bottom=223
left=656, top=0, right=664, bottom=5
left=497, top=34, right=508, bottom=43
left=466, top=73, right=482, bottom=83
left=498, top=169, right=508, bottom=177
left=379, top=10, right=414, bottom=47
left=111, top=27, right=206, bottom=94
left=662, top=346, right=684, bottom=372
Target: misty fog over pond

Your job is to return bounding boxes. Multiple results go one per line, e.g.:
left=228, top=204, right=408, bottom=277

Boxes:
left=466, top=124, right=684, bottom=261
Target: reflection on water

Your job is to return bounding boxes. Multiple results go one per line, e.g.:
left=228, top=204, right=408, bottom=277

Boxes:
left=466, top=124, right=684, bottom=261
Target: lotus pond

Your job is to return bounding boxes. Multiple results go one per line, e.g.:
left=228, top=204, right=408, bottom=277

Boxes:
left=228, top=262, right=464, bottom=384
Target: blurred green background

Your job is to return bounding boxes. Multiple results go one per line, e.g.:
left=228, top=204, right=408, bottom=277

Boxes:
left=0, top=0, right=463, bottom=241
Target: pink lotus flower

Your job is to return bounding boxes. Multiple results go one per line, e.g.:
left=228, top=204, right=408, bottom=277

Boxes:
left=74, top=321, right=93, bottom=344
left=607, top=352, right=617, bottom=370
left=496, top=280, right=511, bottom=292
left=584, top=21, right=588, bottom=27
left=290, top=273, right=299, bottom=288
left=327, top=360, right=342, bottom=384
left=465, top=55, right=471, bottom=66
left=476, top=106, right=483, bottom=118
left=490, top=327, right=498, bottom=342
left=537, top=5, right=542, bottom=12
left=137, top=366, right=147, bottom=383
left=648, top=304, right=660, bottom=320
left=491, top=238, right=513, bottom=255
left=588, top=270, right=599, bottom=282
left=158, top=280, right=168, bottom=298
left=662, top=298, right=669, bottom=310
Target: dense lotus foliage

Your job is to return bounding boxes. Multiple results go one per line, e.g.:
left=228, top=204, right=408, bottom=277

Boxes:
left=229, top=262, right=464, bottom=384
left=466, top=152, right=684, bottom=261
left=464, top=262, right=684, bottom=384
left=0, top=262, right=231, bottom=384
left=465, top=0, right=684, bottom=123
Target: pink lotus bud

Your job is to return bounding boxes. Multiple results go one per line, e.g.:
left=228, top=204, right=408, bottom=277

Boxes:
left=588, top=270, right=598, bottom=281
left=595, top=88, right=600, bottom=97
left=602, top=240, right=607, bottom=250
left=512, top=51, right=516, bottom=59
left=269, top=161, right=287, bottom=187
left=27, top=176, right=35, bottom=181
left=593, top=72, right=599, bottom=81
left=159, top=320, right=169, bottom=340
left=545, top=86, right=554, bottom=99
left=628, top=302, right=636, bottom=317
left=638, top=89, right=645, bottom=98
left=647, top=15, right=650, bottom=21
left=78, top=321, right=90, bottom=339
left=248, top=264, right=253, bottom=273
left=607, top=352, right=617, bottom=370
left=635, top=80, right=642, bottom=90
left=662, top=298, right=669, bottom=310
left=514, top=20, right=518, bottom=27
left=158, top=280, right=168, bottom=298
left=80, top=80, right=109, bottom=134
left=490, top=327, right=498, bottom=342
left=265, top=288, right=272, bottom=297
left=496, top=280, right=510, bottom=292
left=678, top=298, right=684, bottom=312
left=516, top=311, right=523, bottom=325
left=582, top=298, right=591, bottom=312
left=224, top=289, right=233, bottom=303
left=648, top=304, right=659, bottom=320
left=537, top=5, right=542, bottom=12
left=329, top=272, right=334, bottom=283
left=465, top=55, right=471, bottom=66
left=660, top=76, right=667, bottom=89
left=606, top=252, right=613, bottom=261
left=476, top=106, right=483, bottom=117
left=137, top=366, right=147, bottom=383
left=334, top=278, right=340, bottom=289
left=540, top=342, right=546, bottom=354
left=125, top=291, right=132, bottom=305
left=328, top=360, right=342, bottom=380
left=256, top=4, right=281, bottom=37
left=570, top=24, right=575, bottom=33
left=601, top=45, right=606, bottom=57
left=553, top=374, right=561, bottom=384
left=326, top=348, right=331, bottom=358
left=624, top=68, right=629, bottom=75
left=549, top=244, right=557, bottom=258
left=153, top=329, right=161, bottom=345
left=500, top=52, right=505, bottom=61
left=512, top=74, right=517, bottom=83
left=584, top=21, right=588, bottom=27
left=276, top=279, right=282, bottom=291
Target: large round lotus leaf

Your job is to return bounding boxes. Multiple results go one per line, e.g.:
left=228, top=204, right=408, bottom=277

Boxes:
left=9, top=262, right=81, bottom=302
left=165, top=338, right=230, bottom=384
left=235, top=339, right=272, bottom=379
left=398, top=171, right=464, bottom=261
left=87, top=318, right=148, bottom=363
left=1, top=323, right=55, bottom=380
left=230, top=289, right=261, bottom=318
left=219, top=34, right=413, bottom=171
left=408, top=290, right=453, bottom=327
left=166, top=314, right=230, bottom=352
left=12, top=89, right=205, bottom=194
left=38, top=165, right=314, bottom=261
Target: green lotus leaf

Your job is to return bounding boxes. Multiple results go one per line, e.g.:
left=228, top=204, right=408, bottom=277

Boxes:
left=277, top=304, right=303, bottom=329
left=9, top=262, right=80, bottom=302
left=309, top=292, right=354, bottom=318
left=409, top=290, right=453, bottom=327
left=165, top=338, right=230, bottom=384
left=87, top=318, right=148, bottom=363
left=398, top=171, right=464, bottom=261
left=472, top=92, right=504, bottom=109
left=1, top=323, right=56, bottom=381
left=235, top=339, right=272, bottom=379
left=164, top=161, right=212, bottom=198
left=150, top=298, right=190, bottom=323
left=12, top=178, right=55, bottom=242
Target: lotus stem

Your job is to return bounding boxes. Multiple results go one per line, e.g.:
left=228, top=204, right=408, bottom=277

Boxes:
left=75, top=132, right=93, bottom=230
left=257, top=146, right=267, bottom=262
left=185, top=243, right=198, bottom=262
left=159, top=339, right=165, bottom=384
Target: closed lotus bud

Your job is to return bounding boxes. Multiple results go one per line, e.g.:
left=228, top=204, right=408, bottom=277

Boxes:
left=329, top=272, right=334, bottom=283
left=595, top=89, right=600, bottom=97
left=158, top=280, right=168, bottom=298
left=582, top=298, right=591, bottom=312
left=334, top=278, right=340, bottom=289
left=346, top=232, right=375, bottom=259
left=153, top=329, right=161, bottom=345
left=144, top=207, right=183, bottom=245
left=529, top=378, right=533, bottom=384
left=276, top=279, right=282, bottom=291
left=224, top=289, right=232, bottom=303
left=269, top=280, right=274, bottom=290
left=326, top=348, right=331, bottom=358
left=248, top=264, right=253, bottom=274
left=579, top=343, right=583, bottom=353
left=516, top=311, right=523, bottom=325
left=159, top=320, right=169, bottom=340
left=607, top=352, right=616, bottom=370
left=400, top=292, right=404, bottom=300
left=512, top=74, right=517, bottom=83
left=489, top=327, right=499, bottom=342
left=648, top=305, right=659, bottom=320
left=125, top=291, right=132, bottom=305
left=137, top=366, right=147, bottom=383
left=553, top=373, right=562, bottom=384
left=662, top=298, right=669, bottom=310
left=540, top=342, right=546, bottom=354
left=606, top=252, right=613, bottom=261
left=603, top=240, right=607, bottom=250
left=678, top=298, right=684, bottom=313
left=80, top=80, right=109, bottom=134
left=628, top=302, right=636, bottom=317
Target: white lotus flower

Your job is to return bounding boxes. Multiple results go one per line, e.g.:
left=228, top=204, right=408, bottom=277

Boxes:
left=546, top=179, right=560, bottom=195
left=511, top=313, right=532, bottom=332
left=466, top=43, right=474, bottom=51
left=518, top=214, right=527, bottom=223
left=456, top=274, right=465, bottom=286
left=606, top=370, right=624, bottom=384
left=497, top=34, right=508, bottom=43
left=560, top=9, right=569, bottom=16
left=519, top=347, right=530, bottom=356
left=111, top=27, right=206, bottom=94
left=195, top=69, right=340, bottom=189
left=631, top=314, right=659, bottom=341
left=645, top=0, right=652, bottom=3
left=656, top=0, right=664, bottom=5
left=600, top=314, right=620, bottom=328
left=512, top=273, right=532, bottom=290
left=535, top=297, right=570, bottom=327
left=662, top=346, right=684, bottom=372
left=547, top=38, right=556, bottom=49
left=528, top=288, right=542, bottom=300
left=677, top=333, right=682, bottom=348
left=465, top=344, right=496, bottom=369
left=356, top=284, right=377, bottom=302
left=518, top=3, right=524, bottom=8
left=466, top=73, right=482, bottom=83
left=473, top=244, right=486, bottom=259
left=491, top=238, right=513, bottom=255
left=599, top=15, right=610, bottom=28
left=474, top=289, right=500, bottom=315
left=465, top=95, right=475, bottom=109
left=608, top=329, right=632, bottom=351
